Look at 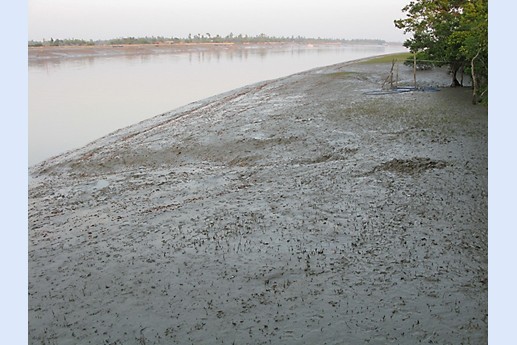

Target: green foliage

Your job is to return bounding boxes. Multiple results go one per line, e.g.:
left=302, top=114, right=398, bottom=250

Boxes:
left=394, top=0, right=488, bottom=103
left=449, top=0, right=488, bottom=102
left=28, top=40, right=43, bottom=47
left=28, top=35, right=388, bottom=47
left=28, top=38, right=95, bottom=47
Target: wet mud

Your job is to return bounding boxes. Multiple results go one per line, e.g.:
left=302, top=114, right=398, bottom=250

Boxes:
left=29, top=57, right=487, bottom=344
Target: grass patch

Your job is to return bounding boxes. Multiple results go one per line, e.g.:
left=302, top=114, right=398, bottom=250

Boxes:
left=360, top=52, right=412, bottom=64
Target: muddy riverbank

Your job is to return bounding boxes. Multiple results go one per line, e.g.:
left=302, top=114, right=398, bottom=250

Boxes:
left=28, top=42, right=401, bottom=61
left=29, top=56, right=487, bottom=344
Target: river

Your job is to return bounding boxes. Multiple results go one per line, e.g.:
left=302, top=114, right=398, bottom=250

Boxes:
left=29, top=43, right=405, bottom=166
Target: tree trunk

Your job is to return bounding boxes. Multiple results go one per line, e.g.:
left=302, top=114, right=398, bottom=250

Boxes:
left=471, top=49, right=481, bottom=104
left=450, top=64, right=461, bottom=87
left=413, top=52, right=417, bottom=88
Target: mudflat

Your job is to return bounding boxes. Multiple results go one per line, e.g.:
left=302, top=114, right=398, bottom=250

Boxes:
left=29, top=57, right=487, bottom=344
left=28, top=42, right=346, bottom=61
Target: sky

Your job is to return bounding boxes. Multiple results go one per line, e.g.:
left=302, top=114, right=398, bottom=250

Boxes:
left=28, top=0, right=410, bottom=42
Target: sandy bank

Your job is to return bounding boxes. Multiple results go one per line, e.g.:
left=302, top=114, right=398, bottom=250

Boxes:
left=29, top=57, right=487, bottom=344
left=28, top=42, right=373, bottom=61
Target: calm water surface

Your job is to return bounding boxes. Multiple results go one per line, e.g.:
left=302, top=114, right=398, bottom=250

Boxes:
left=29, top=44, right=405, bottom=166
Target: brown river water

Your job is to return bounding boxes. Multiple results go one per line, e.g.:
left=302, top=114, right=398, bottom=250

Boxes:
left=29, top=43, right=405, bottom=166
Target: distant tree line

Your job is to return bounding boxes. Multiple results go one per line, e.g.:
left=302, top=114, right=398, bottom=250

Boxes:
left=395, top=0, right=488, bottom=104
left=28, top=38, right=96, bottom=47
left=28, top=34, right=387, bottom=47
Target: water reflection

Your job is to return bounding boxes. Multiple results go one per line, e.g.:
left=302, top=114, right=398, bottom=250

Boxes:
left=29, top=44, right=405, bottom=166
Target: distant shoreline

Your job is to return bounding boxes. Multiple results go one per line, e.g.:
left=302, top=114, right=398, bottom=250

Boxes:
left=29, top=41, right=403, bottom=61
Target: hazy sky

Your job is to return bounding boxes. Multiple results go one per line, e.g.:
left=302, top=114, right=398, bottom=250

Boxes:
left=28, top=0, right=410, bottom=42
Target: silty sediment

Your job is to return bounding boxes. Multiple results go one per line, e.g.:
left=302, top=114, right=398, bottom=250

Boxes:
left=29, top=58, right=487, bottom=344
